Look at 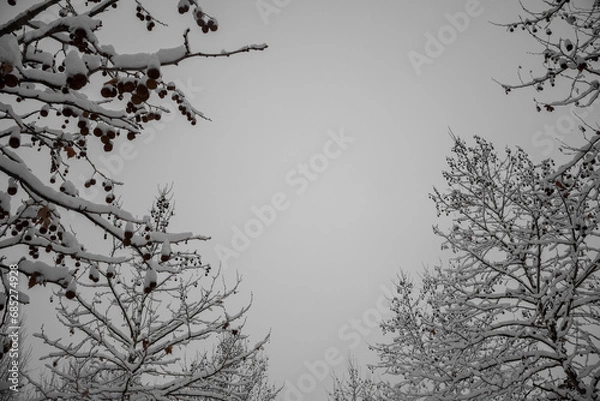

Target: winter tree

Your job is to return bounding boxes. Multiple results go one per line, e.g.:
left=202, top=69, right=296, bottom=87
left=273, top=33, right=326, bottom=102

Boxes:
left=0, top=0, right=269, bottom=398
left=329, top=357, right=385, bottom=401
left=204, top=333, right=280, bottom=401
left=24, top=189, right=276, bottom=401
left=373, top=135, right=600, bottom=401
left=0, top=1, right=266, bottom=300
left=500, top=0, right=600, bottom=111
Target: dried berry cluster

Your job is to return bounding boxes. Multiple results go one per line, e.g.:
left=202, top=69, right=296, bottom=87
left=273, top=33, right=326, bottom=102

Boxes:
left=135, top=5, right=158, bottom=31
left=0, top=62, right=18, bottom=89
left=503, top=3, right=600, bottom=109
left=179, top=4, right=219, bottom=33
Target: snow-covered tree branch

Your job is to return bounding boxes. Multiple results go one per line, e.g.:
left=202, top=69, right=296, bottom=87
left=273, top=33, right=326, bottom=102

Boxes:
left=0, top=2, right=273, bottom=398
left=24, top=189, right=276, bottom=401
left=499, top=0, right=600, bottom=111
left=329, top=357, right=385, bottom=401
left=0, top=0, right=266, bottom=298
left=374, top=136, right=600, bottom=401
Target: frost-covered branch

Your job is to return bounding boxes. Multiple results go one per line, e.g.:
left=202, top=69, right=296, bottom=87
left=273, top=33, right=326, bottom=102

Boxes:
left=374, top=136, right=600, bottom=401
left=498, top=0, right=600, bottom=111
left=0, top=0, right=261, bottom=300
left=26, top=192, right=276, bottom=401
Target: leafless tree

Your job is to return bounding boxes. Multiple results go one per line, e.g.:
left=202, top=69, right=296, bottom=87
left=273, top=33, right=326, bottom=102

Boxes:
left=374, top=135, right=600, bottom=401
left=24, top=189, right=273, bottom=401
left=329, top=357, right=385, bottom=401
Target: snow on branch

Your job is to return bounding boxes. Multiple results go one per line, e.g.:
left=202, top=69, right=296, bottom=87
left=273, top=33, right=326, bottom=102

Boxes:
left=374, top=136, right=600, bottom=401
left=0, top=0, right=260, bottom=295
left=0, top=3, right=275, bottom=398
left=25, top=194, right=274, bottom=400
left=498, top=1, right=600, bottom=111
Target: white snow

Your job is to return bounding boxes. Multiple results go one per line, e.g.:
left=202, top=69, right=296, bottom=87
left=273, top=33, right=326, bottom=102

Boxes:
left=161, top=240, right=171, bottom=257
left=0, top=148, right=140, bottom=221
left=144, top=267, right=157, bottom=290
left=65, top=50, right=88, bottom=76
left=25, top=47, right=54, bottom=67
left=21, top=68, right=67, bottom=88
left=60, top=180, right=79, bottom=197
left=82, top=54, right=102, bottom=71
left=106, top=263, right=115, bottom=278
left=18, top=259, right=71, bottom=285
left=0, top=35, right=21, bottom=67
left=89, top=264, right=99, bottom=282
left=112, top=46, right=187, bottom=70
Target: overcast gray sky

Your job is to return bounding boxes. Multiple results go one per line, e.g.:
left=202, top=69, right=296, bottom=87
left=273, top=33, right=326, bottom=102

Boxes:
left=16, top=1, right=595, bottom=400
